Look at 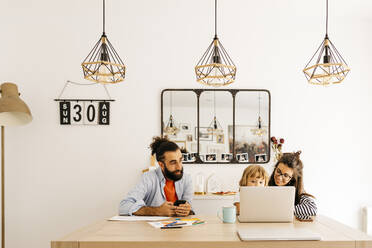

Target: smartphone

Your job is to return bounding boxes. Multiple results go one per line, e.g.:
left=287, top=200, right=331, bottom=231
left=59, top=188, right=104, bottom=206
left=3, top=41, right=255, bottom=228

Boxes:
left=173, top=200, right=186, bottom=206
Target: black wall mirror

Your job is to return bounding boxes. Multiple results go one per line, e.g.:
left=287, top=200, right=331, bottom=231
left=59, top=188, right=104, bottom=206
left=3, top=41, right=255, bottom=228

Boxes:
left=161, top=89, right=271, bottom=164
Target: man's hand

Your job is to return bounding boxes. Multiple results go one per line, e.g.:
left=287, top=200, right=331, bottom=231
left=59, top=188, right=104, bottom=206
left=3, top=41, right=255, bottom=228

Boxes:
left=175, top=202, right=191, bottom=217
left=233, top=202, right=240, bottom=215
left=156, top=201, right=176, bottom=216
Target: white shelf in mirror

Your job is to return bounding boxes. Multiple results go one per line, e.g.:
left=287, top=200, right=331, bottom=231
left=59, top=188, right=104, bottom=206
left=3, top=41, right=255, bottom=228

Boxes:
left=193, top=193, right=236, bottom=200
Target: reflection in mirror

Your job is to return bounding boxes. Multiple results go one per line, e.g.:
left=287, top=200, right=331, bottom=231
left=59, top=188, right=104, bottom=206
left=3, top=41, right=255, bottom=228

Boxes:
left=199, top=91, right=233, bottom=162
left=162, top=90, right=197, bottom=162
left=234, top=91, right=270, bottom=163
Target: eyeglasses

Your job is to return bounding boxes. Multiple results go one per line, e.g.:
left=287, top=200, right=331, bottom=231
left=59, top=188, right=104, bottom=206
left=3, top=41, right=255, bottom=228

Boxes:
left=275, top=167, right=293, bottom=181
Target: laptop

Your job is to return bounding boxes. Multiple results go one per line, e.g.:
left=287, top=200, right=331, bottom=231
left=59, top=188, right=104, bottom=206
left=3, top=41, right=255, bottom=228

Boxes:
left=238, top=186, right=295, bottom=223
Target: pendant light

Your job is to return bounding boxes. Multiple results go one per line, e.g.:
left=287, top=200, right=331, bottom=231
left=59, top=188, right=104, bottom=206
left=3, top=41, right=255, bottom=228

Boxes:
left=303, top=0, right=350, bottom=85
left=207, top=92, right=223, bottom=134
left=81, top=0, right=126, bottom=84
left=251, top=93, right=267, bottom=137
left=164, top=92, right=180, bottom=135
left=195, top=0, right=236, bottom=87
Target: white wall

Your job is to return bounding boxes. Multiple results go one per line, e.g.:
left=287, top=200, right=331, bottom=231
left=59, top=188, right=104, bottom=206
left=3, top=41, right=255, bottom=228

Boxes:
left=1, top=0, right=372, bottom=247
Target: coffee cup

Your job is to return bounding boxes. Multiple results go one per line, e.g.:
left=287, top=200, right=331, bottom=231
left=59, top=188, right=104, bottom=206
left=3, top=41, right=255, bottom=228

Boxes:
left=217, top=206, right=236, bottom=223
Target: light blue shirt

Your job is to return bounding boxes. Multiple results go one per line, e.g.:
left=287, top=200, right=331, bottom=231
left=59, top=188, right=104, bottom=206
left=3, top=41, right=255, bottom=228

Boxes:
left=119, top=167, right=193, bottom=215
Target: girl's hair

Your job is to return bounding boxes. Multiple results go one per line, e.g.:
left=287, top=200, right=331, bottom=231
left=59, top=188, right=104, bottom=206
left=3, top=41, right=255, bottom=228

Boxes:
left=150, top=136, right=179, bottom=162
left=239, top=165, right=269, bottom=186
left=268, top=151, right=314, bottom=204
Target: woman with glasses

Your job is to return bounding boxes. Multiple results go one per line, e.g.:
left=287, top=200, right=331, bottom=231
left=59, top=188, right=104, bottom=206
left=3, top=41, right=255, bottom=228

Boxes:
left=268, top=151, right=317, bottom=220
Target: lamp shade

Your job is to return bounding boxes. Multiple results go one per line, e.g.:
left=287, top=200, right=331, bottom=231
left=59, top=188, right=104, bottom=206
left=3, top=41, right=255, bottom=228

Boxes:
left=0, top=83, right=32, bottom=126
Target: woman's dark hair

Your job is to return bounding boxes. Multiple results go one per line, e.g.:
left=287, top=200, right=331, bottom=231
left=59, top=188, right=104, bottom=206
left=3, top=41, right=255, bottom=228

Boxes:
left=150, top=136, right=180, bottom=162
left=268, top=151, right=314, bottom=204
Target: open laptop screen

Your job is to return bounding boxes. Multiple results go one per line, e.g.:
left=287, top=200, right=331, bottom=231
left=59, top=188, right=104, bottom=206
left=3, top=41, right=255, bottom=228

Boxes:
left=239, top=186, right=295, bottom=223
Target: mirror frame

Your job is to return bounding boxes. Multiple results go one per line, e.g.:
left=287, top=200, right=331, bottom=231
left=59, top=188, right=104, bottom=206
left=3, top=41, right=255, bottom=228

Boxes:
left=161, top=89, right=271, bottom=164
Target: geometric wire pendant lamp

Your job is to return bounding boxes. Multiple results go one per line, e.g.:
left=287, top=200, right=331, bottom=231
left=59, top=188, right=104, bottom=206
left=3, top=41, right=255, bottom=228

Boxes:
left=164, top=92, right=180, bottom=136
left=195, top=0, right=236, bottom=87
left=303, top=0, right=350, bottom=86
left=251, top=93, right=267, bottom=136
left=81, top=0, right=126, bottom=84
left=207, top=91, right=223, bottom=134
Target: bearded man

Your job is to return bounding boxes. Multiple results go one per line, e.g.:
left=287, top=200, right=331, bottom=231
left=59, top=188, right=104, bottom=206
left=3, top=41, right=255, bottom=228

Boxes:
left=119, top=137, right=193, bottom=216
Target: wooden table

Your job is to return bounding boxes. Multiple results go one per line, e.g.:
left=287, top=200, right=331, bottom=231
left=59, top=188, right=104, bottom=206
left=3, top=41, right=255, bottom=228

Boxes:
left=51, top=215, right=372, bottom=248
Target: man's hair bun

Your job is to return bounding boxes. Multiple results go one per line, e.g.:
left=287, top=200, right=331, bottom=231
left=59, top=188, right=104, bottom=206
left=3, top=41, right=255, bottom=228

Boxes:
left=149, top=136, right=180, bottom=162
left=150, top=136, right=170, bottom=155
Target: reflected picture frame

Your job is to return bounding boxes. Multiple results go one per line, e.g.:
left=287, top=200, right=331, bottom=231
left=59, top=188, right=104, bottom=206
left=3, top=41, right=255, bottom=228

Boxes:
left=182, top=153, right=189, bottom=161
left=179, top=123, right=191, bottom=132
left=216, top=133, right=224, bottom=144
left=221, top=153, right=233, bottom=162
left=205, top=153, right=217, bottom=162
left=195, top=127, right=213, bottom=141
left=255, top=153, right=268, bottom=162
left=236, top=153, right=249, bottom=162
left=189, top=152, right=198, bottom=162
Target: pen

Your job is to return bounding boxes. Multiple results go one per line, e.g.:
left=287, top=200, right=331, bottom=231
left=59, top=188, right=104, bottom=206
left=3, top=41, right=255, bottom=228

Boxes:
left=165, top=221, right=177, bottom=227
left=161, top=226, right=182, bottom=229
left=171, top=222, right=187, bottom=226
left=192, top=221, right=205, bottom=225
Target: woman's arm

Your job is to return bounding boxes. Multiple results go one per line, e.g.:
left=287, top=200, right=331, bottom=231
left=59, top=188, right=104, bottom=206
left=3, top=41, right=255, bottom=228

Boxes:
left=294, top=194, right=317, bottom=219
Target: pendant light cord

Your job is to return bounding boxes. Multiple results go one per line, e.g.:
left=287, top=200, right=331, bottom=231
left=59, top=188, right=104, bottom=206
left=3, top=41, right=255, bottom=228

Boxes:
left=325, top=0, right=328, bottom=37
left=258, top=93, right=261, bottom=117
left=170, top=92, right=173, bottom=115
left=214, top=0, right=217, bottom=38
left=213, top=91, right=216, bottom=116
left=103, top=0, right=106, bottom=35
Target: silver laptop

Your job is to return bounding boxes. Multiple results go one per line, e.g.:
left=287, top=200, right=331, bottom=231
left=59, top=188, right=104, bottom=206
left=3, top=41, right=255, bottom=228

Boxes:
left=238, top=186, right=295, bottom=223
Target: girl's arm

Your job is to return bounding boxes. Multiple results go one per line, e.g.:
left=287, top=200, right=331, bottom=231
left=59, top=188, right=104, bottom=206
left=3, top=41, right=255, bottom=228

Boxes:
left=294, top=194, right=317, bottom=220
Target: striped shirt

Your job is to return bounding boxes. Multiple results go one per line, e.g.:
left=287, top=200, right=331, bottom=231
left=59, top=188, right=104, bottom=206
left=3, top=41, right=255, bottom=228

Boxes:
left=294, top=194, right=317, bottom=220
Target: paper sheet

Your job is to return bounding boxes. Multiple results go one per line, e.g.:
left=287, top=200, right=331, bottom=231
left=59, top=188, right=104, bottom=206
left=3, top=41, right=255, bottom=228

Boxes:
left=108, top=216, right=171, bottom=221
left=148, top=218, right=204, bottom=228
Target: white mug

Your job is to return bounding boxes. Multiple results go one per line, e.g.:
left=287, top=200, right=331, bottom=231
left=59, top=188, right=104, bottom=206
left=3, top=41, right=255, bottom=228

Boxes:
left=217, top=206, right=236, bottom=223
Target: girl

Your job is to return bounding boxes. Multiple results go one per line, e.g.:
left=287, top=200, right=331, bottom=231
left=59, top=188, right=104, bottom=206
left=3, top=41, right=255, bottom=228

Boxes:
left=234, top=165, right=269, bottom=215
left=268, top=151, right=317, bottom=220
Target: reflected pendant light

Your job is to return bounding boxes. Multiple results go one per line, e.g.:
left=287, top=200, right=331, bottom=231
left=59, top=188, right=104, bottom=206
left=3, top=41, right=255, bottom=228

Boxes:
left=303, top=0, right=350, bottom=85
left=81, top=0, right=126, bottom=84
left=164, top=92, right=180, bottom=135
left=195, top=0, right=236, bottom=87
left=251, top=93, right=267, bottom=136
left=207, top=92, right=223, bottom=134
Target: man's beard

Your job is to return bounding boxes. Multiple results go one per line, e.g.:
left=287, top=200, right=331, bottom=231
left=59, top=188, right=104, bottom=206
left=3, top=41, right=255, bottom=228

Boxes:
left=163, top=165, right=184, bottom=181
